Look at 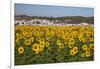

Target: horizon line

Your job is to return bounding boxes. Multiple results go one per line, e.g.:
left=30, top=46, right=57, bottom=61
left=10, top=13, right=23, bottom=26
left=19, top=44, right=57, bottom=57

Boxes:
left=15, top=14, right=94, bottom=18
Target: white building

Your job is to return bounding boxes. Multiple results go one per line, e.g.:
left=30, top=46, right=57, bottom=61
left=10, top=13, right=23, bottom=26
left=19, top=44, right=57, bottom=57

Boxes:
left=15, top=19, right=93, bottom=26
left=15, top=19, right=54, bottom=25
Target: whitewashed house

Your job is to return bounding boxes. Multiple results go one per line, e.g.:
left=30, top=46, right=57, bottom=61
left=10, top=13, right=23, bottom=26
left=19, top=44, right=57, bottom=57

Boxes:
left=15, top=20, right=26, bottom=25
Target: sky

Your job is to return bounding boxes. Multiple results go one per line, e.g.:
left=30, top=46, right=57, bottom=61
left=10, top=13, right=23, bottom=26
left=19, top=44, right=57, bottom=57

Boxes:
left=15, top=3, right=94, bottom=17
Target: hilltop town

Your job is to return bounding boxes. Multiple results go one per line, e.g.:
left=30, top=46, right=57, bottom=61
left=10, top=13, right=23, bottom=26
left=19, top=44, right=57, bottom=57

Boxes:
left=15, top=15, right=94, bottom=26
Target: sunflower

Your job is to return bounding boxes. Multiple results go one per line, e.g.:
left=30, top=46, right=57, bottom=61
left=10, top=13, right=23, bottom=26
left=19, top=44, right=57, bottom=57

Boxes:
left=32, top=44, right=39, bottom=54
left=90, top=37, right=94, bottom=42
left=36, top=37, right=41, bottom=42
left=16, top=33, right=22, bottom=40
left=50, top=31, right=55, bottom=37
left=89, top=43, right=94, bottom=50
left=27, top=32, right=32, bottom=38
left=45, top=37, right=51, bottom=41
left=34, top=31, right=40, bottom=37
left=70, top=49, right=75, bottom=56
left=72, top=47, right=78, bottom=54
left=15, top=33, right=22, bottom=42
left=15, top=38, right=19, bottom=43
left=40, top=31, right=44, bottom=36
left=64, top=40, right=68, bottom=45
left=68, top=43, right=73, bottom=48
left=69, top=38, right=75, bottom=45
left=45, top=42, right=50, bottom=47
left=78, top=37, right=83, bottom=42
left=57, top=40, right=62, bottom=45
left=39, top=41, right=45, bottom=47
left=24, top=39, right=31, bottom=46
left=82, top=45, right=88, bottom=51
left=22, top=31, right=29, bottom=38
left=81, top=52, right=85, bottom=57
left=29, top=37, right=34, bottom=43
left=58, top=43, right=64, bottom=49
left=46, top=30, right=50, bottom=36
left=89, top=31, right=94, bottom=37
left=86, top=33, right=90, bottom=39
left=78, top=33, right=84, bottom=39
left=18, top=47, right=24, bottom=54
left=86, top=48, right=91, bottom=52
left=39, top=42, right=45, bottom=52
left=62, top=34, right=69, bottom=40
left=82, top=37, right=87, bottom=43
left=40, top=38, right=45, bottom=43
left=85, top=51, right=91, bottom=57
left=71, top=31, right=78, bottom=38
left=70, top=34, right=74, bottom=38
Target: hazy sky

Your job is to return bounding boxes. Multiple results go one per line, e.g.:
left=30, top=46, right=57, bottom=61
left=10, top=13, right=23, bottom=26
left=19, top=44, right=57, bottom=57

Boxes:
left=15, top=3, right=94, bottom=17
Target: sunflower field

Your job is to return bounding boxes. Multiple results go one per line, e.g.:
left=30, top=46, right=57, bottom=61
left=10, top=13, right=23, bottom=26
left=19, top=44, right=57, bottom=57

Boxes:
left=15, top=25, right=94, bottom=65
